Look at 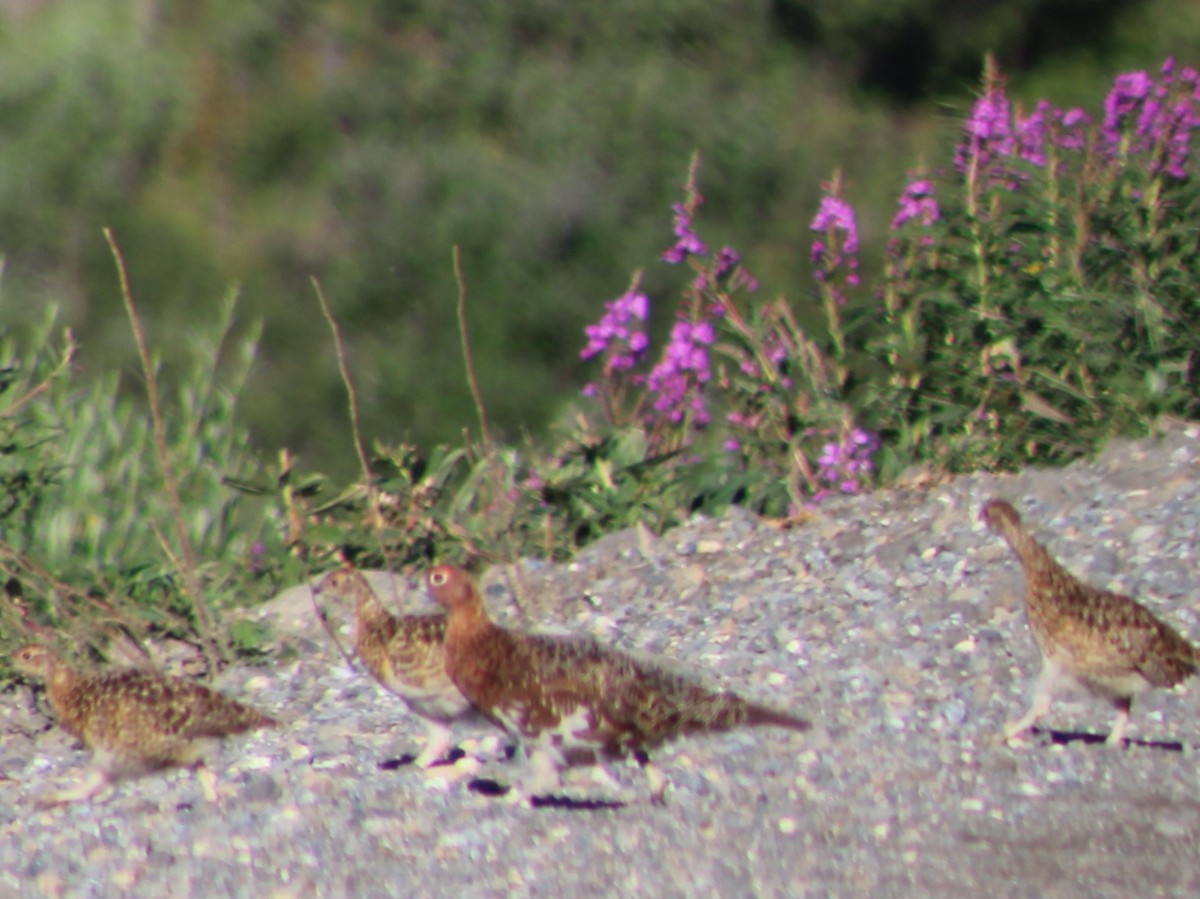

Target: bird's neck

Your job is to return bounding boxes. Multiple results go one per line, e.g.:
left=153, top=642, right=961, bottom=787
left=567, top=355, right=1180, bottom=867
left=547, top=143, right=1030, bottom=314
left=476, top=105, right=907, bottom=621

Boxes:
left=1006, top=528, right=1068, bottom=585
left=45, top=666, right=85, bottom=733
left=445, top=602, right=492, bottom=645
left=442, top=602, right=507, bottom=707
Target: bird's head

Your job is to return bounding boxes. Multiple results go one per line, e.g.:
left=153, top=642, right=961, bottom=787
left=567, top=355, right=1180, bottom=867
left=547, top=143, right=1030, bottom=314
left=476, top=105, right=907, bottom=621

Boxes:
left=426, top=565, right=478, bottom=614
left=10, top=644, right=57, bottom=681
left=980, top=499, right=1021, bottom=534
left=313, top=565, right=362, bottom=597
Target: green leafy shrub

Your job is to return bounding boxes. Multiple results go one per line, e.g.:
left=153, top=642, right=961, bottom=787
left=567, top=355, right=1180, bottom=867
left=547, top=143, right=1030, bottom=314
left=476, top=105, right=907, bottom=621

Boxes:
left=0, top=296, right=284, bottom=670
left=274, top=56, right=1200, bottom=574
left=8, top=55, right=1200, bottom=675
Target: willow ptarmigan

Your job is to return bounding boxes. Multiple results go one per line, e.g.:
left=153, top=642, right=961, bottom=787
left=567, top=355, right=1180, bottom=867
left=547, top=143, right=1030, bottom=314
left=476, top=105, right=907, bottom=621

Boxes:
left=426, top=564, right=810, bottom=803
left=981, top=499, right=1197, bottom=746
left=11, top=643, right=276, bottom=807
left=314, top=566, right=476, bottom=767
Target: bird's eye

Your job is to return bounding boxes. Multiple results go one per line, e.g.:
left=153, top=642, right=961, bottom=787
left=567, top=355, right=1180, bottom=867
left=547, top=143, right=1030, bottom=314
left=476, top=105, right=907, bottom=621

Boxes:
left=430, top=570, right=448, bottom=586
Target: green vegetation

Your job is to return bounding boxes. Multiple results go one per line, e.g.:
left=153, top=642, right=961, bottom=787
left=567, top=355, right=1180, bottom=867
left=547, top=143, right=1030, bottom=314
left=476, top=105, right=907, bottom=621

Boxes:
left=2, top=0, right=1198, bottom=479
left=2, top=52, right=1199, bottom=678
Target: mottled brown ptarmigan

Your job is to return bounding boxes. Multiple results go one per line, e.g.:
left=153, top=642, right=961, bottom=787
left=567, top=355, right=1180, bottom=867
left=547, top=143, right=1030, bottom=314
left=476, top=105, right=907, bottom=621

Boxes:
left=11, top=643, right=276, bottom=807
left=981, top=499, right=1198, bottom=746
left=313, top=567, right=478, bottom=768
left=426, top=564, right=810, bottom=804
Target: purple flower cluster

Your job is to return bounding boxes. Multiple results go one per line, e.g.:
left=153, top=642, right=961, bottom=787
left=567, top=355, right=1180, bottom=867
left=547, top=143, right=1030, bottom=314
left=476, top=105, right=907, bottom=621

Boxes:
left=644, top=319, right=714, bottom=424
left=955, top=73, right=1091, bottom=186
left=661, top=194, right=759, bottom=297
left=810, top=189, right=860, bottom=305
left=812, top=427, right=877, bottom=501
left=1054, top=107, right=1091, bottom=151
left=1011, top=103, right=1092, bottom=172
left=662, top=201, right=708, bottom=264
left=890, top=178, right=940, bottom=231
left=694, top=246, right=759, bottom=295
left=1101, top=58, right=1200, bottom=178
left=811, top=195, right=859, bottom=258
left=579, top=287, right=649, bottom=395
left=1014, top=100, right=1050, bottom=167
left=736, top=335, right=788, bottom=382
left=955, top=84, right=1014, bottom=175
left=955, top=57, right=1200, bottom=185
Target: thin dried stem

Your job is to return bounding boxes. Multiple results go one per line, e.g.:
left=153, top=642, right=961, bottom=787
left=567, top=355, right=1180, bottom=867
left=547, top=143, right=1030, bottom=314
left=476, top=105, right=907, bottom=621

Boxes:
left=452, top=246, right=491, bottom=448
left=311, top=277, right=384, bottom=532
left=103, top=228, right=222, bottom=675
left=449, top=249, right=532, bottom=616
left=310, top=278, right=413, bottom=624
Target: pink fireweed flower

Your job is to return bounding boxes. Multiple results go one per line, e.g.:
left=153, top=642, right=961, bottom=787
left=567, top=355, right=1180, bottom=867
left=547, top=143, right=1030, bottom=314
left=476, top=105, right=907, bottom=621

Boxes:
left=645, top=319, right=714, bottom=425
left=693, top=246, right=760, bottom=295
left=580, top=287, right=650, bottom=394
left=714, top=246, right=741, bottom=279
left=810, top=188, right=861, bottom=307
left=1055, top=107, right=1091, bottom=151
left=662, top=201, right=708, bottom=264
left=1101, top=61, right=1200, bottom=177
left=890, top=178, right=940, bottom=230
left=955, top=64, right=1094, bottom=182
left=1015, top=100, right=1050, bottom=167
left=887, top=176, right=940, bottom=258
left=1103, top=71, right=1154, bottom=141
left=955, top=82, right=1015, bottom=175
left=956, top=81, right=1063, bottom=188
left=810, top=196, right=859, bottom=255
left=811, top=427, right=878, bottom=502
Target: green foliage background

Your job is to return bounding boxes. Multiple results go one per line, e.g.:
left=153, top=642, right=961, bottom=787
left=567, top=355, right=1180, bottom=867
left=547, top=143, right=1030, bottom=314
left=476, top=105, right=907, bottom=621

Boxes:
left=1, top=0, right=1198, bottom=479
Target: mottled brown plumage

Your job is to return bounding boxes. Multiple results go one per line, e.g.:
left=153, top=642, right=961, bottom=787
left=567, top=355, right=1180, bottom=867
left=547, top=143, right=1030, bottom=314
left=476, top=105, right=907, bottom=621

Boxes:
left=314, top=567, right=475, bottom=767
left=981, top=499, right=1197, bottom=745
left=12, top=644, right=275, bottom=806
left=426, top=564, right=809, bottom=802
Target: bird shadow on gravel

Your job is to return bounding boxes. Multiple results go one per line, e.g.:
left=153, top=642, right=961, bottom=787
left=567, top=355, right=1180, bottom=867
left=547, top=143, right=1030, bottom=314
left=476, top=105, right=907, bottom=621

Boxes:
left=1037, top=727, right=1186, bottom=752
left=528, top=794, right=626, bottom=811
left=375, top=747, right=469, bottom=770
left=375, top=755, right=419, bottom=770
left=463, top=777, right=626, bottom=811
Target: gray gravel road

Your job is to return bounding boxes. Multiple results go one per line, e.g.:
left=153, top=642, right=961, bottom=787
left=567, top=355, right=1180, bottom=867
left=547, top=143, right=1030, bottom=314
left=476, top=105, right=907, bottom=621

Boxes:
left=3, top=424, right=1200, bottom=897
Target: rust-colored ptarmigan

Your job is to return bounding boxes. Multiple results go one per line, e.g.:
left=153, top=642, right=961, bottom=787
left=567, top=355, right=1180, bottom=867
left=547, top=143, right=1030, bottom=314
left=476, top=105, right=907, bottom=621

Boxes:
left=314, top=567, right=477, bottom=767
left=11, top=643, right=276, bottom=807
left=981, top=499, right=1197, bottom=745
left=426, top=564, right=810, bottom=803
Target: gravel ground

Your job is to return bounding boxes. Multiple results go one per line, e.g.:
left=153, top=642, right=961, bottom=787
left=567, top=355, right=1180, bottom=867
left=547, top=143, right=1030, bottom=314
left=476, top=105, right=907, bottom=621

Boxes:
left=3, top=424, right=1200, bottom=897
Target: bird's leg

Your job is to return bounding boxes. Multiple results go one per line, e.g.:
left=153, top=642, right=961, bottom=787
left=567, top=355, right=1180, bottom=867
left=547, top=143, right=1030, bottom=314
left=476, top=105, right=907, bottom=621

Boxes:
left=634, top=749, right=668, bottom=806
left=589, top=759, right=626, bottom=795
left=35, top=768, right=112, bottom=808
left=194, top=762, right=220, bottom=803
left=519, top=744, right=565, bottom=801
left=1105, top=697, right=1132, bottom=747
left=1004, top=661, right=1057, bottom=744
left=414, top=720, right=457, bottom=768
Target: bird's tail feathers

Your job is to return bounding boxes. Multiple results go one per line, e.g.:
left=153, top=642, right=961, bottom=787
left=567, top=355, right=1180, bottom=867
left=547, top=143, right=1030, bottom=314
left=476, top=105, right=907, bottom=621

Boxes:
left=743, top=702, right=811, bottom=732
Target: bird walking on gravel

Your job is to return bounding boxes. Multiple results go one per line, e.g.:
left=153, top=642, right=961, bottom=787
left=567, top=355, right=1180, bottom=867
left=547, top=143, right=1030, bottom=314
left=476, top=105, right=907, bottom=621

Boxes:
left=425, top=564, right=810, bottom=804
left=313, top=567, right=479, bottom=768
left=981, top=499, right=1198, bottom=746
left=11, top=643, right=276, bottom=807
